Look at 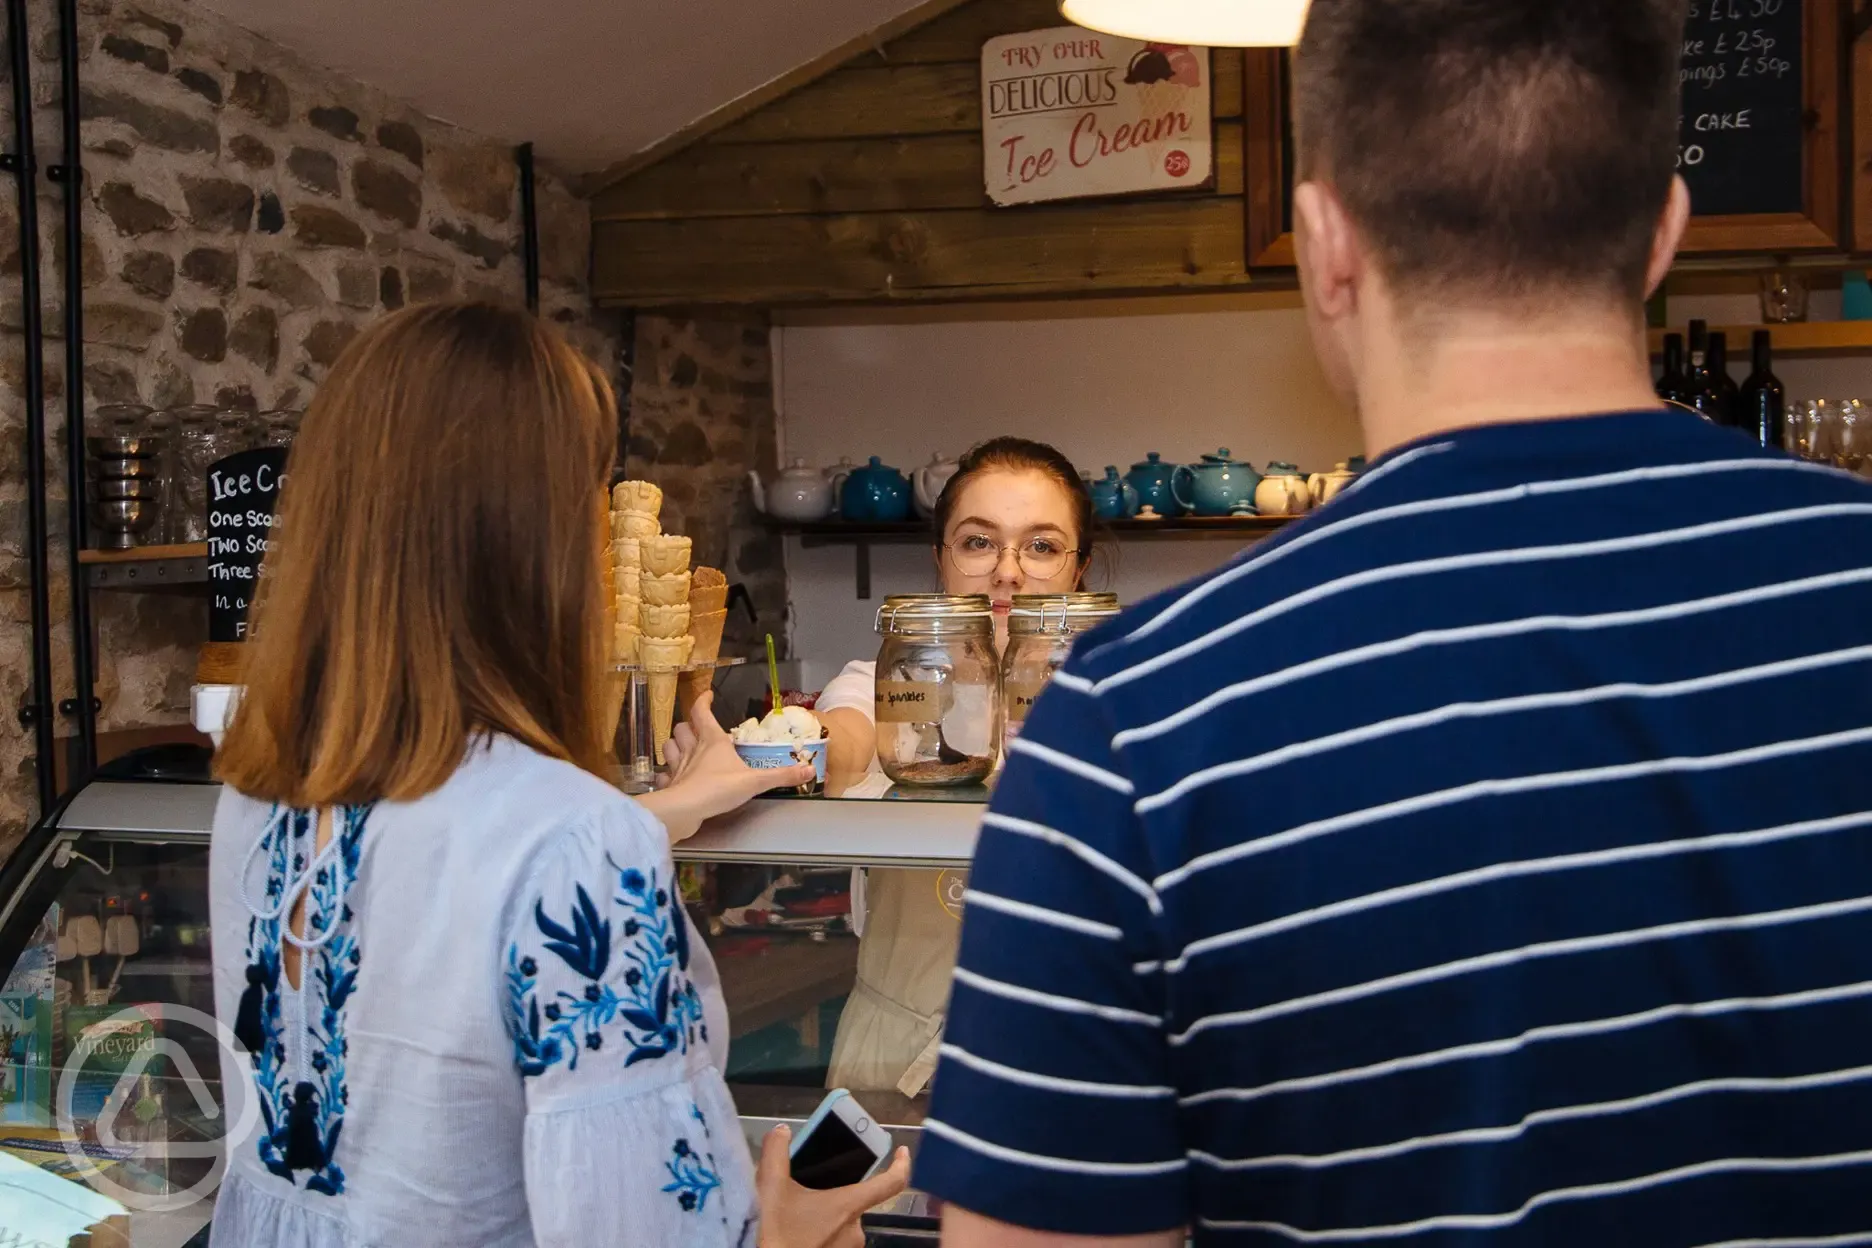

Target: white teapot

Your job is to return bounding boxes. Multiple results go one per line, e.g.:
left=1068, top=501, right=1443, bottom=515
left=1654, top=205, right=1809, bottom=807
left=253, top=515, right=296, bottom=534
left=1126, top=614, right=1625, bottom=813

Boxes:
left=748, top=459, right=846, bottom=522
left=1308, top=461, right=1360, bottom=508
left=1254, top=462, right=1313, bottom=517
left=913, top=453, right=961, bottom=518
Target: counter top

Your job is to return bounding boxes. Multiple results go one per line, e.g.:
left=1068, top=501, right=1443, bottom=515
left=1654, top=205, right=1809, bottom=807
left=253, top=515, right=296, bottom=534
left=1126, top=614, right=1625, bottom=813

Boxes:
left=59, top=780, right=984, bottom=868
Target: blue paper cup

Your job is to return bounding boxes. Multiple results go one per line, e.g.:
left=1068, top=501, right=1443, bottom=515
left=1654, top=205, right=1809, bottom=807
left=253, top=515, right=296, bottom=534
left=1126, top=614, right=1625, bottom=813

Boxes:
left=734, top=738, right=828, bottom=793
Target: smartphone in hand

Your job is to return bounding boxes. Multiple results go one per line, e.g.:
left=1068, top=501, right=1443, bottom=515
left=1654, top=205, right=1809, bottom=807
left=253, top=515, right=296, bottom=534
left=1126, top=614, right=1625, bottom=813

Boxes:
left=788, top=1089, right=893, bottom=1190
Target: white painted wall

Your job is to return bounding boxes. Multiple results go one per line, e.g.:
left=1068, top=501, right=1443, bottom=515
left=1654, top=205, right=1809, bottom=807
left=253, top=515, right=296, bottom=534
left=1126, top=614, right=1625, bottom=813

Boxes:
left=772, top=289, right=1872, bottom=677
left=773, top=293, right=1361, bottom=671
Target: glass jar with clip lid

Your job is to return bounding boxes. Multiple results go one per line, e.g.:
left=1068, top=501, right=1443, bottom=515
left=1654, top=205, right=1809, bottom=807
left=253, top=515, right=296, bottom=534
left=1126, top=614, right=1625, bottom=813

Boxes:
left=1002, top=592, right=1121, bottom=743
left=873, top=594, right=1000, bottom=787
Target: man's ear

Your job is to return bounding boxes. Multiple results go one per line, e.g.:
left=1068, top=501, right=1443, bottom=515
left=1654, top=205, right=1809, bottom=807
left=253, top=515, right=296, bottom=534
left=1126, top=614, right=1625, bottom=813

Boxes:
left=1644, top=176, right=1692, bottom=300
left=1293, top=180, right=1362, bottom=322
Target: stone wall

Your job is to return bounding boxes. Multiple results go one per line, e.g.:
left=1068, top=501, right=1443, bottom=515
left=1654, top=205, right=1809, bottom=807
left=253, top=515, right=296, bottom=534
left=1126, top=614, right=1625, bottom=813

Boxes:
left=0, top=0, right=617, bottom=851
left=624, top=313, right=786, bottom=664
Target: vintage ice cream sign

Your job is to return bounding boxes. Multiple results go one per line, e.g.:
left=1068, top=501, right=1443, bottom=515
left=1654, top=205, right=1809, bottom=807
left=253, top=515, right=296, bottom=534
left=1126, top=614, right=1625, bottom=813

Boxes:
left=982, top=26, right=1213, bottom=207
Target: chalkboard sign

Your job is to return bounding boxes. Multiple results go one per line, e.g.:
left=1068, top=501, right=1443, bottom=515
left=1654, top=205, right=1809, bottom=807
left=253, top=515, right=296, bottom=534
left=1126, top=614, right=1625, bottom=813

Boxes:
left=1677, top=0, right=1805, bottom=217
left=1248, top=0, right=1840, bottom=265
left=206, top=447, right=286, bottom=644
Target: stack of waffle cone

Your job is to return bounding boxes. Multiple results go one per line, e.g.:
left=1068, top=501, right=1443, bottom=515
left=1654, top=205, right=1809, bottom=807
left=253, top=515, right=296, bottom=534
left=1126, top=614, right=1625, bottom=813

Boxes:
left=680, top=567, right=730, bottom=712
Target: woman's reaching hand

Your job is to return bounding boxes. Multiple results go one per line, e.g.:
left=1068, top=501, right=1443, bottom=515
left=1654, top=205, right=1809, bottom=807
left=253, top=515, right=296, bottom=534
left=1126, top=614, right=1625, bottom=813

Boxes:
left=640, top=692, right=815, bottom=842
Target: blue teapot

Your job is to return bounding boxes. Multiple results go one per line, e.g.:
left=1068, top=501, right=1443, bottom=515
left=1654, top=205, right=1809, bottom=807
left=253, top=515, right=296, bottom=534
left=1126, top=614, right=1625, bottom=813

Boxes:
left=840, top=456, right=913, bottom=523
left=1124, top=452, right=1183, bottom=518
left=1088, top=466, right=1139, bottom=520
left=1173, top=449, right=1264, bottom=517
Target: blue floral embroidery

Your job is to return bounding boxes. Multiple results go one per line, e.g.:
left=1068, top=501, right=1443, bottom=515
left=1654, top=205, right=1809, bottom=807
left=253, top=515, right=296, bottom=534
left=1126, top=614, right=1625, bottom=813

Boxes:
left=663, top=1103, right=724, bottom=1214
left=244, top=805, right=370, bottom=1195
left=507, top=864, right=706, bottom=1077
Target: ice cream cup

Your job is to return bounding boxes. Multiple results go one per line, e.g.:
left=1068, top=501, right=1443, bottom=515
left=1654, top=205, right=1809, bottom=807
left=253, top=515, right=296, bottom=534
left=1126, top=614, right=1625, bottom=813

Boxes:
left=733, top=738, right=827, bottom=795
left=613, top=538, right=643, bottom=570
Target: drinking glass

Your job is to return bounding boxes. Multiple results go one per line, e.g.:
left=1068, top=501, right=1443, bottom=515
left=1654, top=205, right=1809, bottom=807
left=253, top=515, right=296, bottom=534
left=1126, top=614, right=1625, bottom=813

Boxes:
left=167, top=405, right=219, bottom=543
left=1788, top=400, right=1834, bottom=462
left=1759, top=269, right=1810, bottom=323
left=1831, top=399, right=1870, bottom=477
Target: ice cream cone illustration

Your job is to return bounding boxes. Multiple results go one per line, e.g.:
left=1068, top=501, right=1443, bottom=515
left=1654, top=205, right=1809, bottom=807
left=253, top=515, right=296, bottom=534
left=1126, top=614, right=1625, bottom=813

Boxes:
left=1126, top=44, right=1204, bottom=177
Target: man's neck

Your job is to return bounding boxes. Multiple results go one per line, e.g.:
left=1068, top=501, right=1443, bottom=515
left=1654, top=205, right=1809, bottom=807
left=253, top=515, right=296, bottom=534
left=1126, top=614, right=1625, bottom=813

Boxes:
left=1356, top=314, right=1664, bottom=459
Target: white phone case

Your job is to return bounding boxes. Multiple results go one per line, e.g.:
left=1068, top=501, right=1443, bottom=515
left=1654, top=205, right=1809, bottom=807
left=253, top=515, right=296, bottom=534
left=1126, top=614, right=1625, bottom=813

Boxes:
left=790, top=1088, right=894, bottom=1182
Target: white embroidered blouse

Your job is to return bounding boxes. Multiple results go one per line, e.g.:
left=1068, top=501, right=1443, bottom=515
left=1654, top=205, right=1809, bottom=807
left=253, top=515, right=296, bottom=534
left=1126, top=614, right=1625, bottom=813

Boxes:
left=207, top=735, right=757, bottom=1247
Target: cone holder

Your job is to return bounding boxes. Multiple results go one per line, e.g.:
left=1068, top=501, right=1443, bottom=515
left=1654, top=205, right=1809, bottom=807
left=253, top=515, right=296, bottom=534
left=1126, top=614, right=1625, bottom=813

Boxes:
left=613, top=657, right=747, bottom=793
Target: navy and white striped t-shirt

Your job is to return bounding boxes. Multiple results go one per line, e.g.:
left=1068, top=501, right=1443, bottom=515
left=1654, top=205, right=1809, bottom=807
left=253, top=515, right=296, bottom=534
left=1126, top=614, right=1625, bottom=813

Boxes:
left=914, top=408, right=1872, bottom=1244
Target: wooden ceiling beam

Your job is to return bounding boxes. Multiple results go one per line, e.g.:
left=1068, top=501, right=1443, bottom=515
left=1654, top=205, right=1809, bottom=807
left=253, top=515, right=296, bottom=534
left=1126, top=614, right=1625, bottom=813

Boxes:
left=580, top=0, right=982, bottom=196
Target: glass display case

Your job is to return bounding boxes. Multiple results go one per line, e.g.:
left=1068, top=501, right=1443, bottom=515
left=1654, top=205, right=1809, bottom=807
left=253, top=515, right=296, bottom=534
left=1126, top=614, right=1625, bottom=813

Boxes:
left=0, top=757, right=981, bottom=1245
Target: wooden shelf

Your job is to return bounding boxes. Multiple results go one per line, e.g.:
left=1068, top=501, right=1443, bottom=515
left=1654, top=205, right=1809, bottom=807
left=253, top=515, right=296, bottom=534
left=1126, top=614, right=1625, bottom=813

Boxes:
left=769, top=515, right=1293, bottom=598
left=78, top=542, right=206, bottom=564
left=78, top=543, right=208, bottom=590
left=1648, top=321, right=1872, bottom=358
left=769, top=516, right=1293, bottom=543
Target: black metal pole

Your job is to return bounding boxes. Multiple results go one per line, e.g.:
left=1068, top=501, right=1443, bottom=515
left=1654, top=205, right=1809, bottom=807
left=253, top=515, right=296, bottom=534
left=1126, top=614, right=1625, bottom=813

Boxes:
left=52, top=0, right=94, bottom=781
left=515, top=141, right=540, bottom=313
left=4, top=0, right=60, bottom=815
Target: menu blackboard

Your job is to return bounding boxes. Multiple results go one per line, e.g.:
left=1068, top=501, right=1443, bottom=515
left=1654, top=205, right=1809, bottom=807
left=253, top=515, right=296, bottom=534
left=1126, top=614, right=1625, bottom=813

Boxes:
left=206, top=447, right=286, bottom=644
left=1677, top=0, right=1805, bottom=217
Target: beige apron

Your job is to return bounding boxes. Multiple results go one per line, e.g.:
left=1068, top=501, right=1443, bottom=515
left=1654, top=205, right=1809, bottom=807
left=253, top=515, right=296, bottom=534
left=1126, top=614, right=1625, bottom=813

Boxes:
left=827, top=867, right=964, bottom=1097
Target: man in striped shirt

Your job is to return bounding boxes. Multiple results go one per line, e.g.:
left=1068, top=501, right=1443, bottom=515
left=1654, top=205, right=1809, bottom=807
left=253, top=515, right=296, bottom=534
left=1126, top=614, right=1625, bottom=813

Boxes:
left=915, top=1, right=1872, bottom=1245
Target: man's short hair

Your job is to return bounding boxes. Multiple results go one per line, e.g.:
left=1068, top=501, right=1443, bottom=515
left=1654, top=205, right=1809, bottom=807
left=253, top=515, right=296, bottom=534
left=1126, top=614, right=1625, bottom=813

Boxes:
left=1294, top=0, right=1687, bottom=305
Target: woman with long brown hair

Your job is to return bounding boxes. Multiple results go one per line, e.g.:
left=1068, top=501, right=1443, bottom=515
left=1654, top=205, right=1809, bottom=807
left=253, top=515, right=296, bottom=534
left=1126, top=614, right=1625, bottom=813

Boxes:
left=209, top=301, right=905, bottom=1248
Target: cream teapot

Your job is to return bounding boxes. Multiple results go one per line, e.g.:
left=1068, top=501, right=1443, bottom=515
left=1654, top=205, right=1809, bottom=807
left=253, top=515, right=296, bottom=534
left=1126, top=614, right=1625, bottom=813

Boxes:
left=748, top=459, right=848, bottom=522
left=1308, top=461, right=1360, bottom=507
left=913, top=453, right=960, bottom=518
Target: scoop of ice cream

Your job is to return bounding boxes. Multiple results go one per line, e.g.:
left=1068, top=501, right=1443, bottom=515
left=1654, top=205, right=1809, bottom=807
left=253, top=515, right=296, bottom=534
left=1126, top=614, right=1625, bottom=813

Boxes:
left=733, top=706, right=825, bottom=745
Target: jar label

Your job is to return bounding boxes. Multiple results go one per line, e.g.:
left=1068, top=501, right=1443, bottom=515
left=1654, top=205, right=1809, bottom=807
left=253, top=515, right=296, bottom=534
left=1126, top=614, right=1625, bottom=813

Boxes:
left=1004, top=674, right=1049, bottom=723
left=876, top=680, right=945, bottom=723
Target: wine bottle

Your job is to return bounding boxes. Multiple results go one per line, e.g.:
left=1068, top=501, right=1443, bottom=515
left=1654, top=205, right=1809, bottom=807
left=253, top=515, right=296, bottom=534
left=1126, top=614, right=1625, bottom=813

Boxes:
left=1707, top=332, right=1740, bottom=428
left=1686, top=320, right=1725, bottom=424
left=1655, top=332, right=1689, bottom=406
left=1739, top=329, right=1786, bottom=451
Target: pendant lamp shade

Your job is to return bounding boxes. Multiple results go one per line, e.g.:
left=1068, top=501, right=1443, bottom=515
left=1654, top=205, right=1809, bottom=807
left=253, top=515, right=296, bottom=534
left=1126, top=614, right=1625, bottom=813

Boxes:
left=1058, top=0, right=1310, bottom=47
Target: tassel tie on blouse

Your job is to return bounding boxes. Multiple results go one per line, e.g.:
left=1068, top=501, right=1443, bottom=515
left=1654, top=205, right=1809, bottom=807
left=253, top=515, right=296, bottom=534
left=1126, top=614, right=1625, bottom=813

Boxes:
left=234, top=808, right=351, bottom=1173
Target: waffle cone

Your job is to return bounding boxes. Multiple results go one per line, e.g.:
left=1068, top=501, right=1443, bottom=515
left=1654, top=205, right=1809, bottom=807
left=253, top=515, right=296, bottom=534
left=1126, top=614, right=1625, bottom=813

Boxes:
left=613, top=625, right=641, bottom=665
left=613, top=511, right=659, bottom=541
left=616, top=568, right=642, bottom=602
left=642, top=603, right=691, bottom=639
left=642, top=535, right=692, bottom=578
left=643, top=571, right=692, bottom=607
left=650, top=669, right=679, bottom=765
left=689, top=582, right=728, bottom=615
left=677, top=668, right=714, bottom=716
left=689, top=609, right=726, bottom=663
left=612, top=480, right=663, bottom=518
left=613, top=538, right=643, bottom=570
left=641, top=636, right=694, bottom=670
